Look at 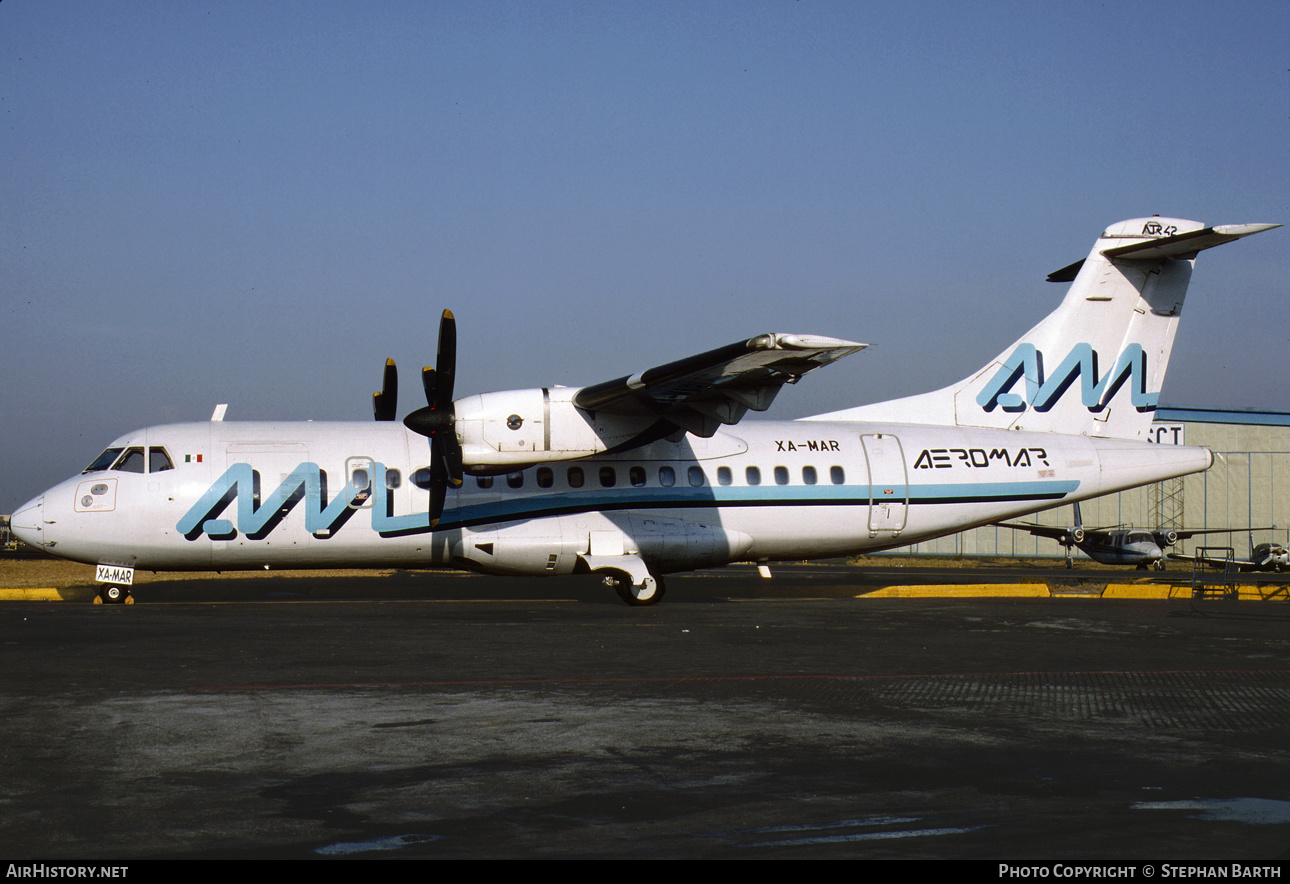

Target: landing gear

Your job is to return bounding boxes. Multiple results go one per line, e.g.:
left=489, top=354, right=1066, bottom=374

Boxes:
left=95, top=585, right=133, bottom=605
left=605, top=571, right=666, bottom=606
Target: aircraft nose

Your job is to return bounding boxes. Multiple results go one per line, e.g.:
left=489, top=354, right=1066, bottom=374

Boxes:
left=10, top=495, right=46, bottom=549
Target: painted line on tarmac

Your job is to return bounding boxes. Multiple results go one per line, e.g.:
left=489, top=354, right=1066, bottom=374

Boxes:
left=862, top=584, right=1050, bottom=598
left=0, top=587, right=77, bottom=601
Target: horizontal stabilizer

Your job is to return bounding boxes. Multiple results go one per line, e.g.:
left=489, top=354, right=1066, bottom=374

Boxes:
left=1047, top=223, right=1280, bottom=282
left=1101, top=223, right=1280, bottom=260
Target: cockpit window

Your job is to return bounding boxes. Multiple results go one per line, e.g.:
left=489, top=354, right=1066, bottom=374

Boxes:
left=149, top=447, right=174, bottom=472
left=83, top=448, right=125, bottom=474
left=114, top=447, right=146, bottom=473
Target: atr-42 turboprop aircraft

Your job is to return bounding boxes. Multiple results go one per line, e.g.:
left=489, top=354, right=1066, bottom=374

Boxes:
left=11, top=218, right=1278, bottom=604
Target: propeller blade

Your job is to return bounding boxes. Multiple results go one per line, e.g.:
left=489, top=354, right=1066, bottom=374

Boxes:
left=435, top=309, right=456, bottom=406
left=420, top=365, right=437, bottom=405
left=427, top=451, right=448, bottom=526
left=373, top=359, right=398, bottom=421
left=401, top=309, right=465, bottom=523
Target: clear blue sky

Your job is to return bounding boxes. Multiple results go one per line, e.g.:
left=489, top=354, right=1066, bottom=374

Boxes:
left=3, top=1, right=1287, bottom=511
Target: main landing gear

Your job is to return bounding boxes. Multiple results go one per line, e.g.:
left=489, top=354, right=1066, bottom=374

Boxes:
left=94, top=585, right=134, bottom=605
left=603, top=571, right=666, bottom=606
left=580, top=552, right=666, bottom=606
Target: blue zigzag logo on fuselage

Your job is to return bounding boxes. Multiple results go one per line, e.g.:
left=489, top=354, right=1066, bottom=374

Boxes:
left=176, top=462, right=434, bottom=540
left=975, top=343, right=1156, bottom=413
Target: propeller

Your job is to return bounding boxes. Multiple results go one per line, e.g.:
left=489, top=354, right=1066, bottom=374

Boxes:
left=373, top=358, right=398, bottom=421
left=402, top=309, right=464, bottom=525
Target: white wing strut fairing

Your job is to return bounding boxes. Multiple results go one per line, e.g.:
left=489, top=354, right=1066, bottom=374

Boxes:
left=10, top=217, right=1276, bottom=605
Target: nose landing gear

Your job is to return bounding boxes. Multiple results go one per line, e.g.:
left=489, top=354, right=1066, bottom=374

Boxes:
left=94, top=585, right=134, bottom=605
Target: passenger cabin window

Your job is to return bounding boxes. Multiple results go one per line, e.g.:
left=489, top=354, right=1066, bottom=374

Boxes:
left=536, top=467, right=554, bottom=488
left=659, top=466, right=676, bottom=487
left=687, top=466, right=705, bottom=486
left=745, top=466, right=761, bottom=486
left=629, top=466, right=646, bottom=487
left=568, top=467, right=585, bottom=488
left=475, top=475, right=493, bottom=489
left=830, top=466, right=845, bottom=484
left=599, top=467, right=616, bottom=487
left=507, top=471, right=524, bottom=489
left=774, top=466, right=789, bottom=485
left=351, top=468, right=371, bottom=501
left=717, top=466, right=732, bottom=486
left=385, top=469, right=401, bottom=489
left=802, top=466, right=817, bottom=485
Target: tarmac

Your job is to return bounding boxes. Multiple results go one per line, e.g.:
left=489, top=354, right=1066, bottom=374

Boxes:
left=2, top=561, right=1290, bottom=859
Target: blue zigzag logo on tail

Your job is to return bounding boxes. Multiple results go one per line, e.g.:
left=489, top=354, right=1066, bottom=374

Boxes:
left=976, top=343, right=1157, bottom=414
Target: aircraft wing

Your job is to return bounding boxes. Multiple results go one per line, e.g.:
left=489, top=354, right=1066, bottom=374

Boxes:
left=994, top=521, right=1076, bottom=541
left=994, top=521, right=1118, bottom=540
left=572, top=333, right=867, bottom=437
left=1166, top=552, right=1256, bottom=571
left=1170, top=527, right=1275, bottom=542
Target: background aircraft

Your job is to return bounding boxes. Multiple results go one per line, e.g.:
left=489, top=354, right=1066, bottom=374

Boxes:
left=10, top=218, right=1278, bottom=604
left=994, top=502, right=1272, bottom=570
left=1168, top=542, right=1290, bottom=572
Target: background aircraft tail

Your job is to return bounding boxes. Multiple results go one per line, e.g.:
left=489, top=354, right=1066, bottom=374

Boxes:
left=810, top=218, right=1278, bottom=440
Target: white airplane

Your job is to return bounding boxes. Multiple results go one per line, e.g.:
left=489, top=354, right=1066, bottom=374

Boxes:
left=10, top=217, right=1278, bottom=605
left=1169, top=542, right=1290, bottom=573
left=995, top=502, right=1272, bottom=570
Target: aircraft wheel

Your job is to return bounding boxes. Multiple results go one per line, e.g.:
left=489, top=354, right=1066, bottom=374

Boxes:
left=98, top=585, right=130, bottom=605
left=1155, top=561, right=1166, bottom=571
left=609, top=573, right=665, bottom=607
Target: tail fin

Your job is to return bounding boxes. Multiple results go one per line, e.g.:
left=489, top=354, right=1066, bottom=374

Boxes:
left=812, top=218, right=1279, bottom=440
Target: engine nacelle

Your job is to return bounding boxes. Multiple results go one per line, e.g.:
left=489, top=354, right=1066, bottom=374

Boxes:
left=453, top=387, right=660, bottom=473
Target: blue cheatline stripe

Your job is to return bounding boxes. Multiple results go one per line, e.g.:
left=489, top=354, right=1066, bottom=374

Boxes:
left=421, top=480, right=1080, bottom=533
left=177, top=462, right=1079, bottom=538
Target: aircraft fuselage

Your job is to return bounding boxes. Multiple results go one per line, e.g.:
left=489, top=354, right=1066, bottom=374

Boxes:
left=1076, top=532, right=1166, bottom=567
left=13, top=419, right=1212, bottom=578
